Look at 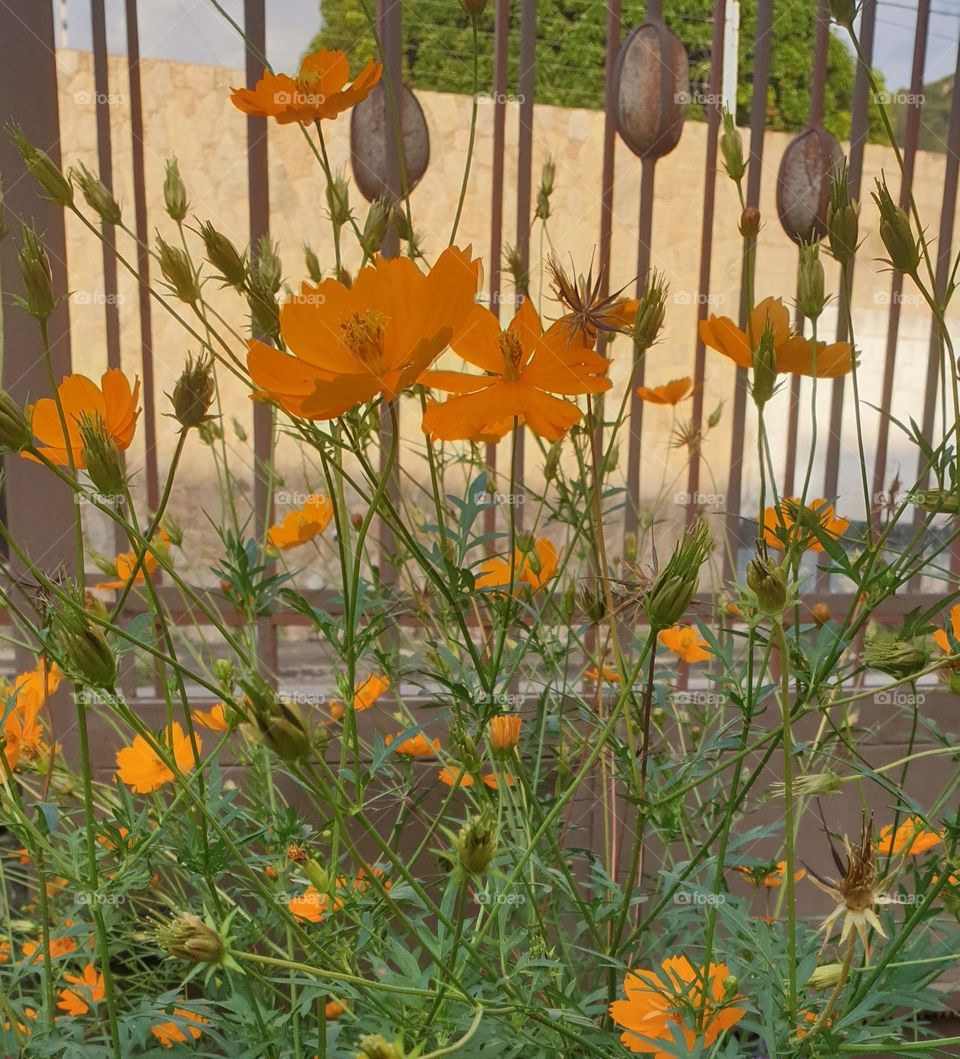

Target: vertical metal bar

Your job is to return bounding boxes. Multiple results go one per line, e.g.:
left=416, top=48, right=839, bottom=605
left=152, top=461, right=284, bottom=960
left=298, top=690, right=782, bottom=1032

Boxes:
left=243, top=0, right=278, bottom=678
left=90, top=0, right=125, bottom=558
left=820, top=0, right=876, bottom=516
left=722, top=0, right=773, bottom=579
left=376, top=0, right=403, bottom=592
left=683, top=0, right=726, bottom=523
left=0, top=1, right=75, bottom=661
left=514, top=0, right=537, bottom=519
left=870, top=0, right=930, bottom=538
left=124, top=0, right=160, bottom=513
left=782, top=0, right=831, bottom=499
left=485, top=0, right=510, bottom=539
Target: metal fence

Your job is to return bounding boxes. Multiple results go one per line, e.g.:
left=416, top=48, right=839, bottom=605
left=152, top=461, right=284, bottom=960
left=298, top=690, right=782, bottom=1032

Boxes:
left=0, top=0, right=958, bottom=696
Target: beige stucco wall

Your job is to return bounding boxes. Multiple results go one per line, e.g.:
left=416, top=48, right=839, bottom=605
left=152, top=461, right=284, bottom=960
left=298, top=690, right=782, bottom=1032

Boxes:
left=49, top=48, right=960, bottom=571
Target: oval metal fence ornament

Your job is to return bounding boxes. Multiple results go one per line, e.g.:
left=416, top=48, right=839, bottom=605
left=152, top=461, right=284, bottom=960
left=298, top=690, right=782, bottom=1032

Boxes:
left=776, top=126, right=843, bottom=244
left=614, top=19, right=689, bottom=160
left=350, top=81, right=430, bottom=203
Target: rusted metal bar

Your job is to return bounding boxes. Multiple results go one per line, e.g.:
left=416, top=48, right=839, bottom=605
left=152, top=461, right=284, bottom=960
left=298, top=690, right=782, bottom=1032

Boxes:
left=722, top=0, right=773, bottom=579
left=243, top=0, right=278, bottom=678
left=0, top=0, right=75, bottom=670
left=124, top=0, right=160, bottom=513
left=820, top=0, right=877, bottom=550
left=870, top=0, right=930, bottom=539
left=485, top=0, right=510, bottom=539
left=514, top=0, right=537, bottom=520
left=683, top=0, right=725, bottom=526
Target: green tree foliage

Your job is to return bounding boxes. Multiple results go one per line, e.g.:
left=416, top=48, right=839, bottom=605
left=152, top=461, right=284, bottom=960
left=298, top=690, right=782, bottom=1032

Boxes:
left=313, top=0, right=887, bottom=140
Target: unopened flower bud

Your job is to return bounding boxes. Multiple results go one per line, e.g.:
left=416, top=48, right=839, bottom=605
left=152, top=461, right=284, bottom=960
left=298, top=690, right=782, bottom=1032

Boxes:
left=361, top=198, right=392, bottom=257
left=10, top=123, right=73, bottom=206
left=243, top=676, right=311, bottom=761
left=157, top=912, right=225, bottom=964
left=169, top=354, right=216, bottom=429
left=326, top=172, right=351, bottom=228
left=454, top=814, right=496, bottom=875
left=808, top=962, right=844, bottom=990
left=624, top=532, right=637, bottom=563
left=0, top=389, right=32, bottom=453
left=357, top=1035, right=404, bottom=1059
left=462, top=0, right=488, bottom=13
left=811, top=602, right=831, bottom=625
left=77, top=414, right=125, bottom=497
left=645, top=520, right=712, bottom=629
left=830, top=0, right=858, bottom=28
left=719, top=111, right=746, bottom=184
left=633, top=269, right=668, bottom=354
left=751, top=324, right=778, bottom=408
left=304, top=244, right=323, bottom=283
left=72, top=162, right=121, bottom=225
left=504, top=244, right=528, bottom=297
left=863, top=633, right=928, bottom=679
left=739, top=206, right=761, bottom=238
left=17, top=227, right=57, bottom=320
left=253, top=237, right=283, bottom=295
left=163, top=158, right=188, bottom=221
left=156, top=236, right=199, bottom=304
left=872, top=176, right=920, bottom=276
left=827, top=161, right=859, bottom=264
left=746, top=553, right=789, bottom=615
left=797, top=242, right=827, bottom=320
left=54, top=602, right=117, bottom=689
left=199, top=222, right=247, bottom=290
left=535, top=156, right=556, bottom=221
left=303, top=858, right=330, bottom=892
left=707, top=403, right=723, bottom=429
left=543, top=442, right=561, bottom=483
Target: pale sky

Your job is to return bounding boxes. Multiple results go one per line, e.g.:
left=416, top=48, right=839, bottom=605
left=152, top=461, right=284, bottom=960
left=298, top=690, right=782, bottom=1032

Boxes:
left=59, top=0, right=960, bottom=94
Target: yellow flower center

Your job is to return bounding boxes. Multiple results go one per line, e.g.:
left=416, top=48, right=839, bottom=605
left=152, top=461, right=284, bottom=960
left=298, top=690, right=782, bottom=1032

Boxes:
left=341, top=310, right=387, bottom=374
left=499, top=331, right=524, bottom=381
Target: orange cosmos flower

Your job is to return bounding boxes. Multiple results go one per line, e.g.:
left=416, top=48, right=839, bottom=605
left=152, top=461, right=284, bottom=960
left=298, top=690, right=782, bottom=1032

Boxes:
left=585, top=665, right=620, bottom=683
left=933, top=604, right=960, bottom=654
left=876, top=816, right=943, bottom=857
left=115, top=723, right=200, bottom=794
left=23, top=932, right=77, bottom=963
left=150, top=1007, right=207, bottom=1049
left=700, top=296, right=853, bottom=378
left=488, top=715, right=522, bottom=753
left=763, top=497, right=849, bottom=553
left=248, top=246, right=480, bottom=419
left=610, top=955, right=746, bottom=1056
left=2, top=661, right=59, bottom=770
left=231, top=49, right=382, bottom=125
left=635, top=377, right=694, bottom=405
left=192, top=703, right=229, bottom=732
left=735, top=861, right=806, bottom=888
left=385, top=732, right=441, bottom=757
left=421, top=299, right=611, bottom=442
left=56, top=963, right=105, bottom=1017
left=29, top=369, right=140, bottom=467
left=329, top=673, right=389, bottom=721
left=658, top=625, right=711, bottom=664
left=95, top=528, right=170, bottom=591
left=267, top=494, right=333, bottom=551
left=482, top=771, right=516, bottom=789
left=475, top=537, right=558, bottom=593
left=325, top=1000, right=346, bottom=1019
left=439, top=766, right=474, bottom=788
left=288, top=886, right=342, bottom=923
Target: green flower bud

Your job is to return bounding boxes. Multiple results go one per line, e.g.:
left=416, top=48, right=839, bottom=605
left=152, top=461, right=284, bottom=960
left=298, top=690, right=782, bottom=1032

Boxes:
left=326, top=172, right=351, bottom=228
left=872, top=176, right=920, bottom=276
left=863, top=633, right=928, bottom=680
left=746, top=553, right=789, bottom=615
left=304, top=244, right=323, bottom=283
left=55, top=602, right=117, bottom=689
left=719, top=111, right=746, bottom=184
left=827, top=161, right=859, bottom=264
left=72, top=162, right=121, bottom=225
left=10, top=123, right=73, bottom=206
left=807, top=962, right=844, bottom=990
left=751, top=323, right=778, bottom=408
left=463, top=0, right=489, bottom=12
left=199, top=222, right=247, bottom=290
left=706, top=402, right=723, bottom=429
left=77, top=414, right=125, bottom=497
left=633, top=269, right=669, bottom=354
left=504, top=244, right=528, bottom=297
left=163, top=158, right=188, bottom=222
left=303, top=858, right=330, bottom=892
left=253, top=237, right=283, bottom=295
left=247, top=287, right=281, bottom=341
left=243, top=676, right=311, bottom=761
left=17, top=227, right=57, bottom=320
left=168, top=354, right=216, bottom=430
left=157, top=912, right=226, bottom=964
left=646, top=520, right=712, bottom=629
left=830, top=0, right=858, bottom=28
left=912, top=488, right=960, bottom=515
left=156, top=235, right=199, bottom=304
left=0, top=389, right=32, bottom=453
left=357, top=1035, right=404, bottom=1059
left=535, top=156, right=556, bottom=221
left=797, top=241, right=827, bottom=320
left=361, top=198, right=392, bottom=257
left=454, top=814, right=496, bottom=875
